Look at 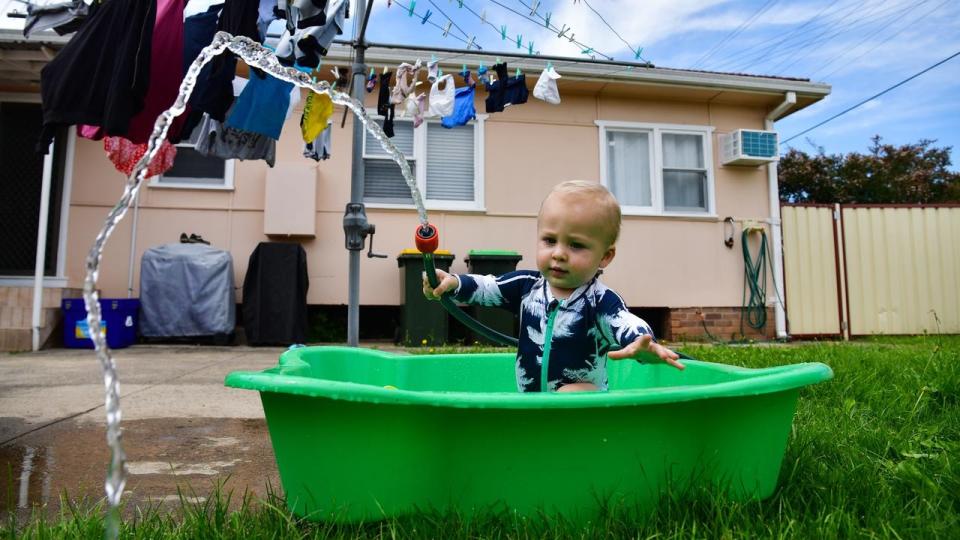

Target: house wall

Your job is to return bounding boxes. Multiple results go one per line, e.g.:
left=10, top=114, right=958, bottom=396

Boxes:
left=63, top=88, right=775, bottom=316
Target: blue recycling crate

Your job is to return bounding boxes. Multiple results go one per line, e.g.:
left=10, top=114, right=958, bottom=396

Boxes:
left=62, top=298, right=140, bottom=349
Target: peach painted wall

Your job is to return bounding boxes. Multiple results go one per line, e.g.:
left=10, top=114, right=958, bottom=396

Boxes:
left=65, top=88, right=775, bottom=308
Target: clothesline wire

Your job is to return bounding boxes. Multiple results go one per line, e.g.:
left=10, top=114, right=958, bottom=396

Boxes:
left=568, top=0, right=645, bottom=61
left=426, top=0, right=472, bottom=42
left=389, top=0, right=480, bottom=50
left=491, top=0, right=615, bottom=61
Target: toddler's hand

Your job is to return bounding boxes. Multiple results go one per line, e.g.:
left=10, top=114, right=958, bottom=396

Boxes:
left=422, top=269, right=459, bottom=300
left=608, top=334, right=684, bottom=370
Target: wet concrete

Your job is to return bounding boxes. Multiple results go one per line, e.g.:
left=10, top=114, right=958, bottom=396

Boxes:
left=1, top=417, right=278, bottom=519
left=0, top=343, right=409, bottom=521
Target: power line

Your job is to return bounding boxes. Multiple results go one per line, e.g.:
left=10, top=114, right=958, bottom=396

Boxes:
left=813, top=0, right=951, bottom=80
left=690, top=0, right=779, bottom=69
left=577, top=0, right=644, bottom=60
left=782, top=49, right=960, bottom=144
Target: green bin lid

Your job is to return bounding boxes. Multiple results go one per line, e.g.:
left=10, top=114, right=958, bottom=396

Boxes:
left=466, top=250, right=521, bottom=257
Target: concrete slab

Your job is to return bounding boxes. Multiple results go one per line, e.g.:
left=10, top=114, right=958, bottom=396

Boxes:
left=0, top=343, right=407, bottom=518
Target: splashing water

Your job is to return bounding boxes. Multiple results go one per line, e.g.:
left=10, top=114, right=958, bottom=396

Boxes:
left=82, top=32, right=430, bottom=539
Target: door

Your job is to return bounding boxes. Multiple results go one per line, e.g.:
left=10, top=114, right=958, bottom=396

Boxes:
left=0, top=100, right=66, bottom=276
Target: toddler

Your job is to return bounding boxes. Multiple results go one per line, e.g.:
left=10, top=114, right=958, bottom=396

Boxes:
left=423, top=180, right=683, bottom=393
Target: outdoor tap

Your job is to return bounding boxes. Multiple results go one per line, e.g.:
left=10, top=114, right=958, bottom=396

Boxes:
left=343, top=203, right=386, bottom=257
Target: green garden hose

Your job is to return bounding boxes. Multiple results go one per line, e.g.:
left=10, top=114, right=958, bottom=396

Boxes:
left=741, top=228, right=770, bottom=332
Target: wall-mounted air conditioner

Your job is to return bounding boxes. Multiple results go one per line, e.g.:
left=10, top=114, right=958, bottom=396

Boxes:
left=720, top=129, right=779, bottom=166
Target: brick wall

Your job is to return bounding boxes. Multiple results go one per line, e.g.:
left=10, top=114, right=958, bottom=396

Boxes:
left=667, top=307, right=775, bottom=342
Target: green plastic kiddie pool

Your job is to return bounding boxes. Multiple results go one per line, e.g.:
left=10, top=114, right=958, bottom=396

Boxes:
left=225, top=346, right=832, bottom=522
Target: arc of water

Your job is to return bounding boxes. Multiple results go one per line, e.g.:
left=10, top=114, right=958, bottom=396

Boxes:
left=82, top=32, right=430, bottom=539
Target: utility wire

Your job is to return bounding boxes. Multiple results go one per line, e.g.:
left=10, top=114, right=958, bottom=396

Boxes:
left=771, top=0, right=930, bottom=75
left=690, top=0, right=779, bottom=69
left=781, top=49, right=960, bottom=144
left=812, top=0, right=950, bottom=80
left=711, top=0, right=857, bottom=72
left=577, top=0, right=644, bottom=60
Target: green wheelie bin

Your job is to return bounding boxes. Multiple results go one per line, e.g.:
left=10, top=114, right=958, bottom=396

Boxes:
left=397, top=249, right=455, bottom=345
left=464, top=250, right=523, bottom=345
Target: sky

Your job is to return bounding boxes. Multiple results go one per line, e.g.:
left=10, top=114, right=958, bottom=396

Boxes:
left=3, top=0, right=959, bottom=169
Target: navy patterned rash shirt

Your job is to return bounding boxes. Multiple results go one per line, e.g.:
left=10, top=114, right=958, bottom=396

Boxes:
left=452, top=270, right=656, bottom=392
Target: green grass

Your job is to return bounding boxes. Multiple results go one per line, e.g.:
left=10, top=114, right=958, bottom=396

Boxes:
left=4, top=337, right=958, bottom=539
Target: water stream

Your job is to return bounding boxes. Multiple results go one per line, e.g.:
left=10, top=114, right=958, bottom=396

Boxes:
left=81, top=32, right=431, bottom=539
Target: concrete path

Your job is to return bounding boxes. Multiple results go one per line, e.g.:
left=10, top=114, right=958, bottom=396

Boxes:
left=0, top=343, right=404, bottom=517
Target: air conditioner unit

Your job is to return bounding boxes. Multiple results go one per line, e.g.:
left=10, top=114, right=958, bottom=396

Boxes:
left=720, top=129, right=779, bottom=166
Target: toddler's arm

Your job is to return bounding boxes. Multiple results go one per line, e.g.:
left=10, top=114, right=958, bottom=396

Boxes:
left=423, top=269, right=539, bottom=311
left=597, top=289, right=684, bottom=370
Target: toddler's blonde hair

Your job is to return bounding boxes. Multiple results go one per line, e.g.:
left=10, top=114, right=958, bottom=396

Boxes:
left=541, top=180, right=622, bottom=245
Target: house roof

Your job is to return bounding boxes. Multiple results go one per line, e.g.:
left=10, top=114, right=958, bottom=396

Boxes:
left=1, top=29, right=830, bottom=120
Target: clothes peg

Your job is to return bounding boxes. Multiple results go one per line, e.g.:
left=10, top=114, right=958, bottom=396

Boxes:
left=500, top=25, right=507, bottom=40
left=634, top=47, right=644, bottom=60
left=480, top=10, right=486, bottom=25
left=408, top=1, right=415, bottom=17
left=461, top=64, right=468, bottom=76
left=478, top=61, right=487, bottom=75
left=528, top=41, right=534, bottom=55
left=529, top=1, right=539, bottom=16
left=467, top=36, right=477, bottom=49
left=496, top=57, right=501, bottom=64
left=383, top=65, right=389, bottom=74
left=438, top=68, right=443, bottom=77
left=557, top=25, right=569, bottom=39
left=421, top=9, right=431, bottom=24
left=581, top=47, right=593, bottom=56
left=442, top=21, right=451, bottom=37
left=516, top=34, right=523, bottom=49
left=546, top=61, right=552, bottom=71
left=568, top=33, right=576, bottom=43
left=457, top=0, right=463, bottom=7
left=544, top=12, right=551, bottom=28
left=515, top=67, right=521, bottom=78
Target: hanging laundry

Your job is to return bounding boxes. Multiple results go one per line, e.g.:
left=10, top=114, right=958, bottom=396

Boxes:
left=276, top=0, right=349, bottom=68
left=533, top=66, right=562, bottom=105
left=194, top=113, right=278, bottom=167
left=103, top=137, right=178, bottom=178
left=176, top=3, right=224, bottom=141
left=484, top=62, right=528, bottom=114
left=426, top=60, right=439, bottom=83
left=301, top=92, right=334, bottom=143
left=225, top=70, right=295, bottom=140
left=390, top=61, right=422, bottom=105
left=192, top=0, right=259, bottom=124
left=304, top=121, right=333, bottom=161
left=441, top=85, right=477, bottom=129
left=38, top=0, right=156, bottom=153
left=23, top=0, right=98, bottom=38
left=427, top=74, right=456, bottom=118
left=257, top=0, right=279, bottom=41
left=377, top=71, right=395, bottom=138
left=120, top=0, right=190, bottom=144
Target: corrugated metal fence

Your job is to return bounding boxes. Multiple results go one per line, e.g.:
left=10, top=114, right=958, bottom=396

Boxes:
left=782, top=204, right=960, bottom=337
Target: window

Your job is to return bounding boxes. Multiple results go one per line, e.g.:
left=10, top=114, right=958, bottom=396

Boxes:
left=151, top=123, right=235, bottom=190
left=363, top=115, right=484, bottom=210
left=598, top=122, right=714, bottom=216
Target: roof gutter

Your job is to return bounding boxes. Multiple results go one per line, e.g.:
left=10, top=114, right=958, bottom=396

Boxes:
left=765, top=91, right=797, bottom=340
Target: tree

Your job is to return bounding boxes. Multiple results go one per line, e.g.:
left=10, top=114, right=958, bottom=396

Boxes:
left=778, top=136, right=960, bottom=204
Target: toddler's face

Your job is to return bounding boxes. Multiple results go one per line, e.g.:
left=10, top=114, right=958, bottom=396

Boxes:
left=536, top=193, right=616, bottom=299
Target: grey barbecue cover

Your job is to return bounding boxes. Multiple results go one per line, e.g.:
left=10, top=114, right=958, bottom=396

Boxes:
left=140, top=243, right=236, bottom=337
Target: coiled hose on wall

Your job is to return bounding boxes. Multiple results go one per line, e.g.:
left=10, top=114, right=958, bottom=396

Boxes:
left=742, top=228, right=772, bottom=332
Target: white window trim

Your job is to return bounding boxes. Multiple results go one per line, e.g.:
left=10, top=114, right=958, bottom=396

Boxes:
left=363, top=110, right=486, bottom=212
left=596, top=120, right=717, bottom=219
left=148, top=135, right=236, bottom=191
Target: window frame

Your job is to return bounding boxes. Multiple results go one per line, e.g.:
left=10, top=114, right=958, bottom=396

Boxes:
left=596, top=121, right=716, bottom=218
left=149, top=125, right=236, bottom=191
left=362, top=110, right=486, bottom=212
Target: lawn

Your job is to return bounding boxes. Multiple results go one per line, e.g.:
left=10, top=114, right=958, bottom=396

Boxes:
left=3, top=336, right=958, bottom=539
